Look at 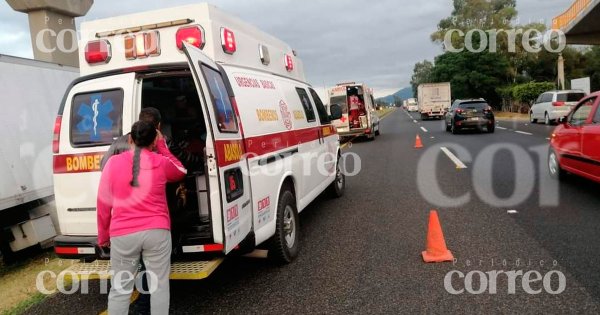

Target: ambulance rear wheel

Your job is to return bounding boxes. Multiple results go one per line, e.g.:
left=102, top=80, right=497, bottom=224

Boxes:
left=268, top=189, right=299, bottom=264
left=328, top=158, right=345, bottom=198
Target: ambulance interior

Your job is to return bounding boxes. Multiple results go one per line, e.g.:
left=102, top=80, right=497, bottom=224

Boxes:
left=330, top=86, right=367, bottom=129
left=140, top=72, right=213, bottom=254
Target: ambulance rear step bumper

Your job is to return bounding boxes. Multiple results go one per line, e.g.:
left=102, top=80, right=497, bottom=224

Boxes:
left=337, top=128, right=369, bottom=137
left=62, top=257, right=224, bottom=281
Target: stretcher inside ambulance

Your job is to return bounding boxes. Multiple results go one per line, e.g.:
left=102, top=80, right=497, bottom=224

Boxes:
left=328, top=84, right=376, bottom=138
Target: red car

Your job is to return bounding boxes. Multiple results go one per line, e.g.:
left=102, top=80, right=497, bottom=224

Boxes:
left=549, top=92, right=600, bottom=183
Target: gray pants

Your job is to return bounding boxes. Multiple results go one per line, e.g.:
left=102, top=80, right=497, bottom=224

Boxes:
left=108, top=229, right=171, bottom=315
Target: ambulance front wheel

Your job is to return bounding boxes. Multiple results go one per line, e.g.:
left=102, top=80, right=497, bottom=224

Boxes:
left=268, top=188, right=299, bottom=264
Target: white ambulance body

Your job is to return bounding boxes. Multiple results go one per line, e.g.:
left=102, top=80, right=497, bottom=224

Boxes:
left=328, top=83, right=380, bottom=139
left=52, top=3, right=344, bottom=267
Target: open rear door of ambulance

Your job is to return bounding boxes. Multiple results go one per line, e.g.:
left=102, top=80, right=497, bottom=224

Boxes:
left=182, top=43, right=252, bottom=254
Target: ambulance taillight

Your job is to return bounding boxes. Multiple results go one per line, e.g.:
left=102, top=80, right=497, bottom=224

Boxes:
left=176, top=26, right=205, bottom=50
left=220, top=28, right=236, bottom=54
left=84, top=40, right=111, bottom=64
left=52, top=116, right=62, bottom=153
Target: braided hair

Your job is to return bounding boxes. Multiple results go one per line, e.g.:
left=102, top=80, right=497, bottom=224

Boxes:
left=129, top=121, right=157, bottom=187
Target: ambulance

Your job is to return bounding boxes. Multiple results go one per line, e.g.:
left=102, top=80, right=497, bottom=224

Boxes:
left=328, top=82, right=380, bottom=139
left=52, top=3, right=345, bottom=277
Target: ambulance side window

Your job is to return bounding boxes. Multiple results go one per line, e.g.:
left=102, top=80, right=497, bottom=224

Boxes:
left=202, top=65, right=238, bottom=133
left=295, top=87, right=316, bottom=122
left=309, top=88, right=330, bottom=124
left=70, top=89, right=124, bottom=147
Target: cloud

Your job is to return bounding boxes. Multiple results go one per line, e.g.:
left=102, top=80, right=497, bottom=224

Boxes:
left=0, top=0, right=575, bottom=92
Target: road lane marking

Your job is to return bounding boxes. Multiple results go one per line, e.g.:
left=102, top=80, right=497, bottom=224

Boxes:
left=515, top=131, right=533, bottom=135
left=420, top=126, right=428, bottom=132
left=496, top=126, right=507, bottom=130
left=441, top=147, right=468, bottom=169
left=413, top=119, right=418, bottom=123
left=507, top=210, right=518, bottom=214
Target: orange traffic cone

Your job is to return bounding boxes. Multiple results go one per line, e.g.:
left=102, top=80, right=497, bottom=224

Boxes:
left=414, top=134, right=423, bottom=148
left=422, top=210, right=454, bottom=263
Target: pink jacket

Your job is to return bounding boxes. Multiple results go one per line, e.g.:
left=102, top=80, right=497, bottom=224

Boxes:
left=97, top=139, right=187, bottom=245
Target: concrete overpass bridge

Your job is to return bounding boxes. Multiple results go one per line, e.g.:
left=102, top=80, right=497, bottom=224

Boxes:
left=553, top=0, right=600, bottom=45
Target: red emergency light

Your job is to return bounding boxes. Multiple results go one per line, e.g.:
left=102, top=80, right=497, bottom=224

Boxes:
left=84, top=40, right=111, bottom=64
left=221, top=28, right=236, bottom=54
left=176, top=25, right=205, bottom=50
left=285, top=54, right=294, bottom=71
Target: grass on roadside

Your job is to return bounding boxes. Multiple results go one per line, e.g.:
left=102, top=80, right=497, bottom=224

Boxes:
left=494, top=111, right=529, bottom=120
left=376, top=107, right=396, bottom=119
left=0, top=252, right=76, bottom=315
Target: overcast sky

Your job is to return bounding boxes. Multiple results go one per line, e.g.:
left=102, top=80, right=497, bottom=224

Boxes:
left=0, top=0, right=574, bottom=97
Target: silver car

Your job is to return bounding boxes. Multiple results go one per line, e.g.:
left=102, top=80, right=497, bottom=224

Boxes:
left=530, top=90, right=586, bottom=125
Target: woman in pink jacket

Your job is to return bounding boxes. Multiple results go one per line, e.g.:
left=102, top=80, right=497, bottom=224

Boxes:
left=97, top=120, right=186, bottom=315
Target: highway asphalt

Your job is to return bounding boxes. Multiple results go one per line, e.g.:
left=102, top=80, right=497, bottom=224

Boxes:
left=24, top=109, right=600, bottom=314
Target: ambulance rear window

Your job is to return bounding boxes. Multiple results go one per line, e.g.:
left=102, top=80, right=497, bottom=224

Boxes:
left=70, top=89, right=124, bottom=147
left=202, top=65, right=238, bottom=133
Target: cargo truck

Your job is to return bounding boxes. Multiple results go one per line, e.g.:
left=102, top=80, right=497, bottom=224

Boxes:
left=0, top=54, right=79, bottom=262
left=417, top=82, right=451, bottom=120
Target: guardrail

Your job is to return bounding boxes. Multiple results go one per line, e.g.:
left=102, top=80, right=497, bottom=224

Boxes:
left=552, top=0, right=592, bottom=30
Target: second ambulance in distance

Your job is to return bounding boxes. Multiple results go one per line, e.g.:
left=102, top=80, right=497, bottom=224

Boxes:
left=328, top=82, right=380, bottom=140
left=52, top=3, right=345, bottom=276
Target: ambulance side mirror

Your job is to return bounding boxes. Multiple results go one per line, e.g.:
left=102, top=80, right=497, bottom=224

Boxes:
left=329, top=104, right=342, bottom=120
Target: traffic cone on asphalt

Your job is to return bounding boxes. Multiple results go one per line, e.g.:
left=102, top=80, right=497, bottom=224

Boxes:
left=422, top=210, right=454, bottom=263
left=414, top=134, right=423, bottom=148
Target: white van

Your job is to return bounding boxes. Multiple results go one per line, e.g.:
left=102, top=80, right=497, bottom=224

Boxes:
left=530, top=90, right=586, bottom=125
left=52, top=4, right=344, bottom=270
left=328, top=83, right=380, bottom=139
left=406, top=98, right=418, bottom=112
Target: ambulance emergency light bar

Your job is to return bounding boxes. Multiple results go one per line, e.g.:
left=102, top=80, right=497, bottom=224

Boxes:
left=79, top=4, right=303, bottom=81
left=85, top=20, right=295, bottom=72
left=85, top=19, right=241, bottom=63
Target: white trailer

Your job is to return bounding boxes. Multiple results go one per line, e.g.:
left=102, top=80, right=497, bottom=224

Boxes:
left=417, top=82, right=451, bottom=120
left=0, top=54, right=78, bottom=261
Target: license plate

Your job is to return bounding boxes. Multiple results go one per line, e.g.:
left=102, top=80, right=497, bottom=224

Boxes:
left=470, top=117, right=479, bottom=121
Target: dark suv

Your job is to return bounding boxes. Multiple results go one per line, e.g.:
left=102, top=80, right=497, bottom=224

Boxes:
left=445, top=99, right=495, bottom=134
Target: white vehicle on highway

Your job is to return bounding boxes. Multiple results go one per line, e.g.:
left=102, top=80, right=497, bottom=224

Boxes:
left=406, top=98, right=418, bottom=112
left=417, top=82, right=451, bottom=120
left=52, top=4, right=345, bottom=274
left=530, top=90, right=586, bottom=125
left=328, top=83, right=380, bottom=139
left=0, top=55, right=78, bottom=262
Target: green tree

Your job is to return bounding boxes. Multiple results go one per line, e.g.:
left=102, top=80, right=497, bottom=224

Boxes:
left=513, top=81, right=555, bottom=105
left=410, top=60, right=434, bottom=97
left=431, top=51, right=510, bottom=106
left=431, top=0, right=517, bottom=47
left=584, top=47, right=600, bottom=92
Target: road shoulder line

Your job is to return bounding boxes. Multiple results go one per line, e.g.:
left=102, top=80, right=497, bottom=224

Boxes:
left=441, top=147, right=468, bottom=169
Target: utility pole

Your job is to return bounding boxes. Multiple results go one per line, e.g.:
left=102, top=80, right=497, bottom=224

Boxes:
left=557, top=53, right=565, bottom=90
